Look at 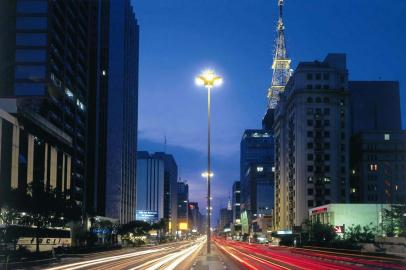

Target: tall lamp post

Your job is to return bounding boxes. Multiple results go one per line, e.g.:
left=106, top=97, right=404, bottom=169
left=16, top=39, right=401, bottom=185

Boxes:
left=196, top=70, right=222, bottom=253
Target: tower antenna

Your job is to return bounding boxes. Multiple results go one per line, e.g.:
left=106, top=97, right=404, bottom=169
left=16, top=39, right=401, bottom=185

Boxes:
left=267, top=0, right=292, bottom=109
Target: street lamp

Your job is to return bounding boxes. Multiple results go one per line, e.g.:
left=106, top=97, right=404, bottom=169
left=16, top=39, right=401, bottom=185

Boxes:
left=195, top=69, right=222, bottom=254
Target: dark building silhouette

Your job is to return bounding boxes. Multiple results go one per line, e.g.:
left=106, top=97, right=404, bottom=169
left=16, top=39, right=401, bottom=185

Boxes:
left=87, top=0, right=139, bottom=224
left=350, top=131, right=406, bottom=204
left=349, top=81, right=401, bottom=134
left=0, top=0, right=92, bottom=207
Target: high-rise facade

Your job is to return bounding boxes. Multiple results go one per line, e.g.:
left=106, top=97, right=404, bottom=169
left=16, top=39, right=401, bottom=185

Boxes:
left=274, top=54, right=351, bottom=230
left=0, top=109, right=72, bottom=198
left=350, top=131, right=406, bottom=204
left=151, top=152, right=178, bottom=234
left=177, top=181, right=189, bottom=230
left=0, top=0, right=91, bottom=207
left=136, top=151, right=164, bottom=223
left=87, top=0, right=139, bottom=224
left=349, top=81, right=401, bottom=134
left=232, top=181, right=241, bottom=225
left=240, top=130, right=274, bottom=222
left=219, top=208, right=233, bottom=232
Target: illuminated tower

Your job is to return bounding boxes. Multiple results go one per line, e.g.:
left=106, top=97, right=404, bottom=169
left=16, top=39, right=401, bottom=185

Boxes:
left=267, top=0, right=291, bottom=109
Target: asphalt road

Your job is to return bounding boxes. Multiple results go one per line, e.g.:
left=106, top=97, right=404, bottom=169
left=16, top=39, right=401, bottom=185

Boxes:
left=35, top=237, right=205, bottom=270
left=213, top=238, right=406, bottom=270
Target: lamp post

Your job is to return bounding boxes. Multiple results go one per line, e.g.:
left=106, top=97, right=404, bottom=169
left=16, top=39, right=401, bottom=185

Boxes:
left=196, top=70, right=222, bottom=254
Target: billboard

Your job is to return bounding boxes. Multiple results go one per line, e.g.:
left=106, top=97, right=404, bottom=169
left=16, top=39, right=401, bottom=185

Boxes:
left=136, top=210, right=158, bottom=222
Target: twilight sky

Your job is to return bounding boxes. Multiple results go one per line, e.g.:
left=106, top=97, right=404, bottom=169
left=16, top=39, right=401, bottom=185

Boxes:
left=132, top=0, right=406, bottom=225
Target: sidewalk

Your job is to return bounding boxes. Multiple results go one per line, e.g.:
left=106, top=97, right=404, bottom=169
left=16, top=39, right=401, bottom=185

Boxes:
left=191, top=242, right=243, bottom=270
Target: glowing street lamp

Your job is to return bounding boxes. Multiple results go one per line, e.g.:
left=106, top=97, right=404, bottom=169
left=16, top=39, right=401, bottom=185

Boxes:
left=195, top=69, right=222, bottom=254
left=201, top=172, right=214, bottom=178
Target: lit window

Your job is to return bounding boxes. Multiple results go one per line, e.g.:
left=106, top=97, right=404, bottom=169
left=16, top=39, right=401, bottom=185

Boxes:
left=369, top=164, right=378, bottom=171
left=102, top=70, right=107, bottom=76
left=65, top=88, right=74, bottom=98
left=351, top=188, right=356, bottom=193
left=256, top=166, right=264, bottom=172
left=384, top=134, right=390, bottom=141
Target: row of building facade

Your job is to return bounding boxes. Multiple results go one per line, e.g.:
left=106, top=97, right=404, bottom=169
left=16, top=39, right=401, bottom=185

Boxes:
left=0, top=0, right=199, bottom=236
left=221, top=54, right=405, bottom=239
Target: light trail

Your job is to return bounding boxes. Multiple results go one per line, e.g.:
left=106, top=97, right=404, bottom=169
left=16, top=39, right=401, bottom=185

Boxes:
left=43, top=247, right=169, bottom=270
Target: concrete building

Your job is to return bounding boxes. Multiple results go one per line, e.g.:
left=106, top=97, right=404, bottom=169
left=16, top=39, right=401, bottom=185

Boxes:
left=349, top=81, right=401, bottom=134
left=0, top=109, right=71, bottom=198
left=350, top=131, right=406, bottom=204
left=0, top=0, right=92, bottom=208
left=274, top=54, right=351, bottom=230
left=309, top=203, right=391, bottom=235
left=87, top=0, right=139, bottom=224
left=136, top=152, right=164, bottom=223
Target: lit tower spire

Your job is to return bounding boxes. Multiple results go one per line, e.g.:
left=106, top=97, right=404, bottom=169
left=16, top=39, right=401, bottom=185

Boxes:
left=267, top=0, right=291, bottom=109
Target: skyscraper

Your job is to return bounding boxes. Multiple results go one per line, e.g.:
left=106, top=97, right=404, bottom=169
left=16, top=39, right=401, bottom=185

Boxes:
left=151, top=152, right=178, bottom=234
left=349, top=81, right=401, bottom=134
left=232, top=181, right=241, bottom=225
left=350, top=131, right=406, bottom=204
left=136, top=151, right=164, bottom=223
left=0, top=0, right=91, bottom=208
left=274, top=54, right=351, bottom=230
left=177, top=181, right=189, bottom=231
left=240, top=130, right=274, bottom=224
left=87, top=0, right=139, bottom=224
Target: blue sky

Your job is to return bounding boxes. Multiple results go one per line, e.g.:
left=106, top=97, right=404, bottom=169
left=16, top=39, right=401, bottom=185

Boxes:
left=132, top=0, right=406, bottom=224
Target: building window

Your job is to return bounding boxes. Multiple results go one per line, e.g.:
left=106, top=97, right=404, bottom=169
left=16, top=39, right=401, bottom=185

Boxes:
left=384, top=134, right=390, bottom=141
left=315, top=85, right=321, bottom=89
left=307, top=97, right=313, bottom=103
left=323, top=73, right=330, bottom=80
left=325, top=189, right=330, bottom=195
left=307, top=120, right=313, bottom=126
left=325, top=166, right=330, bottom=172
left=16, top=17, right=47, bottom=30
left=324, top=119, right=330, bottom=126
left=315, top=73, right=321, bottom=80
left=323, top=97, right=330, bottom=103
left=307, top=84, right=313, bottom=89
left=369, top=164, right=378, bottom=171
left=16, top=49, right=46, bottom=62
left=307, top=189, right=314, bottom=195
left=307, top=73, right=313, bottom=80
left=16, top=33, right=47, bottom=46
left=324, top=131, right=330, bottom=138
left=307, top=143, right=314, bottom=149
left=324, top=177, right=331, bottom=183
left=307, top=108, right=314, bottom=115
left=307, top=165, right=314, bottom=172
left=323, top=85, right=330, bottom=89
left=308, top=200, right=314, bottom=207
left=324, top=142, right=330, bottom=149
left=324, top=154, right=330, bottom=161
left=307, top=131, right=313, bottom=138
left=307, top=154, right=314, bottom=161
left=256, top=166, right=264, bottom=172
left=324, top=108, right=330, bottom=115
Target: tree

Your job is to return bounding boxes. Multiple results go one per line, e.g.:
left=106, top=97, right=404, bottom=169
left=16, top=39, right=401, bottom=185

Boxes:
left=382, top=205, right=406, bottom=237
left=345, top=223, right=376, bottom=243
left=308, top=221, right=337, bottom=244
